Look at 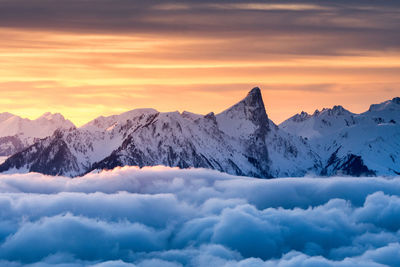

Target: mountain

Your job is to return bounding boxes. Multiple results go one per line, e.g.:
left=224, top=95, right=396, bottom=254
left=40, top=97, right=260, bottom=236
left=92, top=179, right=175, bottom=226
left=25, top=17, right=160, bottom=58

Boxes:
left=0, top=88, right=320, bottom=177
left=280, top=97, right=400, bottom=176
left=0, top=112, right=75, bottom=156
left=280, top=105, right=355, bottom=139
left=0, top=89, right=398, bottom=178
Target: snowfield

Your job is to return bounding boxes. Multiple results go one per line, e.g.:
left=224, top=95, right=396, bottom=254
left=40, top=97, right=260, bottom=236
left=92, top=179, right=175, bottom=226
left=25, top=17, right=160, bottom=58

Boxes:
left=0, top=166, right=399, bottom=266
left=1, top=88, right=399, bottom=178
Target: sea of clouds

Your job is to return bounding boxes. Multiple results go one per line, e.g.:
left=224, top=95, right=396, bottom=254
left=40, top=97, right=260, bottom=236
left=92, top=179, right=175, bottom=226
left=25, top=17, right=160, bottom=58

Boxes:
left=0, top=166, right=399, bottom=266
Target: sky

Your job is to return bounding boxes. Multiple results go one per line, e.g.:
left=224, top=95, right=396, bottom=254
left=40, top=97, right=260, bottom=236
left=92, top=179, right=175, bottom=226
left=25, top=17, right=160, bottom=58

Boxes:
left=0, top=0, right=399, bottom=126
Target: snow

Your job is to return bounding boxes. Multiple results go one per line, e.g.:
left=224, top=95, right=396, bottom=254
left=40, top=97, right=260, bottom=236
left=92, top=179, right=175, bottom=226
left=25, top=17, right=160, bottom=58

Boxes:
left=0, top=112, right=74, bottom=139
left=0, top=88, right=319, bottom=178
left=280, top=97, right=400, bottom=175
left=0, top=112, right=75, bottom=156
left=0, top=156, right=8, bottom=164
left=0, top=88, right=398, bottom=178
left=280, top=105, right=355, bottom=139
left=81, top=108, right=158, bottom=132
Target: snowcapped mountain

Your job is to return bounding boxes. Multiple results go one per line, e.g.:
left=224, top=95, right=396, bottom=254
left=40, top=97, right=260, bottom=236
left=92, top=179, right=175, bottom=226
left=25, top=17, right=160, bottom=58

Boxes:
left=0, top=112, right=75, bottom=156
left=0, top=89, right=398, bottom=178
left=0, top=88, right=320, bottom=177
left=280, top=97, right=400, bottom=176
left=280, top=106, right=355, bottom=139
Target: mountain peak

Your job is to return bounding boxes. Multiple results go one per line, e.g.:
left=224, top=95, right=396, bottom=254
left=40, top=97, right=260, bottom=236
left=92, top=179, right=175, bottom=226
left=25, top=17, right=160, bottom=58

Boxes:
left=332, top=105, right=344, bottom=110
left=288, top=111, right=311, bottom=123
left=218, top=87, right=267, bottom=116
left=38, top=112, right=66, bottom=121
left=315, top=105, right=352, bottom=117
left=368, top=97, right=400, bottom=112
left=330, top=105, right=351, bottom=115
left=248, top=86, right=261, bottom=95
left=0, top=112, right=14, bottom=122
left=216, top=87, right=270, bottom=138
left=0, top=112, right=13, bottom=116
left=243, top=87, right=263, bottom=106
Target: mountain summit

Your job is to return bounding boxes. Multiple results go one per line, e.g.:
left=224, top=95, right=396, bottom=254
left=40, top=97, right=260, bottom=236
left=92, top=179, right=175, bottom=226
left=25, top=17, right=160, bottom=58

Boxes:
left=217, top=87, right=270, bottom=139
left=0, top=113, right=75, bottom=156
left=280, top=97, right=400, bottom=176
left=0, top=88, right=318, bottom=177
left=0, top=88, right=398, bottom=177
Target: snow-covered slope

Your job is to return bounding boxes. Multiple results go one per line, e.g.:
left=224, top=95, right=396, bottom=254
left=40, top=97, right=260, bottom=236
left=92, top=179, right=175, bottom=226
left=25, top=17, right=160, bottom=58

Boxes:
left=91, top=88, right=320, bottom=178
left=280, top=97, right=400, bottom=176
left=0, top=89, right=398, bottom=178
left=0, top=112, right=75, bottom=156
left=280, top=106, right=355, bottom=139
left=0, top=88, right=320, bottom=177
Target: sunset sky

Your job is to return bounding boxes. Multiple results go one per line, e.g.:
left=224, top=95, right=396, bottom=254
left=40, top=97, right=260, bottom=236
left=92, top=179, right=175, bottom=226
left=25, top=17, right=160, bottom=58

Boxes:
left=1, top=0, right=399, bottom=126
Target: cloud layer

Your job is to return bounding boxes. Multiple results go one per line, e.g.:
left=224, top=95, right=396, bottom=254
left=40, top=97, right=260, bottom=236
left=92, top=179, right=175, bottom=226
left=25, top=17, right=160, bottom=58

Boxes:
left=0, top=166, right=399, bottom=266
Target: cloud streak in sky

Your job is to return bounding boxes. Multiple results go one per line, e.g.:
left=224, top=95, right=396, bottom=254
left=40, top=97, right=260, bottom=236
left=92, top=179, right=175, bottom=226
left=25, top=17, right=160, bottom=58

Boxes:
left=0, top=166, right=399, bottom=266
left=1, top=0, right=399, bottom=55
left=0, top=0, right=399, bottom=124
left=0, top=1, right=398, bottom=36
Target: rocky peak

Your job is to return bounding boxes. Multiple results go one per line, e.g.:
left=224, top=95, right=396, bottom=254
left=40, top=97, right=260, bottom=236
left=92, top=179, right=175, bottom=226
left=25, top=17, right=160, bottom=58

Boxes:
left=312, top=109, right=320, bottom=116
left=217, top=87, right=269, bottom=130
left=291, top=111, right=311, bottom=122
left=38, top=112, right=69, bottom=122
left=315, top=105, right=351, bottom=117
left=0, top=112, right=14, bottom=122
left=330, top=105, right=351, bottom=116
left=369, top=97, right=400, bottom=112
left=242, top=87, right=264, bottom=109
left=204, top=112, right=216, bottom=121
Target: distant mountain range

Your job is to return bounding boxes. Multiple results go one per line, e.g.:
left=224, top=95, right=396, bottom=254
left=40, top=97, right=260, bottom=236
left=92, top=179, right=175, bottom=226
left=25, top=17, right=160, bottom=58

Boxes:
left=280, top=97, right=400, bottom=176
left=0, top=88, right=398, bottom=177
left=0, top=112, right=74, bottom=156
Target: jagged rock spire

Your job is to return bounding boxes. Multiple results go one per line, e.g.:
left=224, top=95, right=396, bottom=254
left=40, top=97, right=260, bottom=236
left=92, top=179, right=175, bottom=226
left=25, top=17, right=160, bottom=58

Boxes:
left=217, top=87, right=269, bottom=129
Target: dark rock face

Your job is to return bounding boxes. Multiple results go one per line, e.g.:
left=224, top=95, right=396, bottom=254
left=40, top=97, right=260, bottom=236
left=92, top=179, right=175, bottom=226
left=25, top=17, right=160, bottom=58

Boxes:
left=393, top=97, right=400, bottom=104
left=339, top=154, right=376, bottom=176
left=29, top=138, right=79, bottom=176
left=216, top=87, right=272, bottom=177
left=0, top=136, right=25, bottom=156
left=222, top=87, right=270, bottom=133
left=322, top=148, right=376, bottom=176
left=91, top=134, right=218, bottom=173
left=0, top=134, right=80, bottom=176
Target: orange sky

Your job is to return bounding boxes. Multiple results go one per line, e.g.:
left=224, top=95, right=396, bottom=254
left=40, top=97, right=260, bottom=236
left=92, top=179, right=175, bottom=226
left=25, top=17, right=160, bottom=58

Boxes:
left=0, top=1, right=399, bottom=126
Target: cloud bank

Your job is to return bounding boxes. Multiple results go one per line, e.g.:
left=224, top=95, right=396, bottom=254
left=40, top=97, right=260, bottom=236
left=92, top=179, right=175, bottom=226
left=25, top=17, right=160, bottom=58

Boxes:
left=0, top=166, right=399, bottom=266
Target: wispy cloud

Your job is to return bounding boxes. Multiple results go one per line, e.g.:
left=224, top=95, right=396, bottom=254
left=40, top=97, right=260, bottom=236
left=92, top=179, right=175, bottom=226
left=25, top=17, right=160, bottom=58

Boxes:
left=0, top=1, right=399, bottom=124
left=209, top=3, right=332, bottom=11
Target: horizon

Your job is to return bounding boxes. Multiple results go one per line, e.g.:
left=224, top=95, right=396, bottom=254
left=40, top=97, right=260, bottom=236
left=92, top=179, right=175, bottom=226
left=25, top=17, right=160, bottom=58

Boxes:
left=1, top=87, right=399, bottom=127
left=1, top=1, right=400, bottom=266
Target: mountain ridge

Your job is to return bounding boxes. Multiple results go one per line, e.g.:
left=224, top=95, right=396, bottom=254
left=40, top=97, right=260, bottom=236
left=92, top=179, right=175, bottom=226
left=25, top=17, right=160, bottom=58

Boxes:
left=280, top=96, right=400, bottom=176
left=0, top=88, right=398, bottom=178
left=0, top=112, right=75, bottom=156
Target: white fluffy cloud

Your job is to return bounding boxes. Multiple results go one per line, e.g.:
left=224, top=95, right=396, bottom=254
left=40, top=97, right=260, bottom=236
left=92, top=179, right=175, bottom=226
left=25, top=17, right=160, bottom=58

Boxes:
left=0, top=166, right=399, bottom=266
